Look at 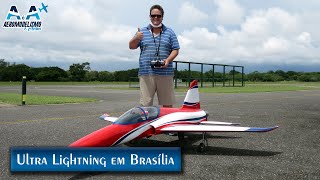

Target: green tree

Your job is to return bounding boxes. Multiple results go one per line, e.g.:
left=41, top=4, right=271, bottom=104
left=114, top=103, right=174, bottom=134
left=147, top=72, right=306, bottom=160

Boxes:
left=33, top=67, right=67, bottom=81
left=262, top=73, right=275, bottom=82
left=0, top=59, right=7, bottom=80
left=1, top=64, right=31, bottom=81
left=114, top=68, right=138, bottom=82
left=0, top=59, right=9, bottom=68
left=98, top=71, right=115, bottom=81
left=286, top=71, right=301, bottom=81
left=229, top=70, right=240, bottom=75
left=68, top=62, right=90, bottom=81
left=85, top=71, right=99, bottom=81
left=275, top=70, right=288, bottom=80
left=247, top=71, right=263, bottom=81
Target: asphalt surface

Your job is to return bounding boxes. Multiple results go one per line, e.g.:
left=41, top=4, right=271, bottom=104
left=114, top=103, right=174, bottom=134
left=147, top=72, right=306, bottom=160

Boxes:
left=0, top=84, right=319, bottom=180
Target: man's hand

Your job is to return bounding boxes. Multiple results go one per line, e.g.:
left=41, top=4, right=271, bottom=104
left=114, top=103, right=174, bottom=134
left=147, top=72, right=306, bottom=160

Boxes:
left=161, top=59, right=169, bottom=68
left=135, top=27, right=143, bottom=40
left=129, top=27, right=143, bottom=49
left=160, top=49, right=179, bottom=68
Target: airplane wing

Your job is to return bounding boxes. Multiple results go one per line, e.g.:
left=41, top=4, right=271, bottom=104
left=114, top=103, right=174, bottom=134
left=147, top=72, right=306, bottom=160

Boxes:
left=200, top=121, right=240, bottom=126
left=99, top=114, right=118, bottom=123
left=160, top=124, right=278, bottom=132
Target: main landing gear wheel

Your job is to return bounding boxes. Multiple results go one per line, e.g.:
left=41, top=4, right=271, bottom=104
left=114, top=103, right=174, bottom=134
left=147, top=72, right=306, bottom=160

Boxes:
left=178, top=132, right=185, bottom=141
left=178, top=132, right=185, bottom=149
left=197, top=132, right=208, bottom=153
left=198, top=143, right=205, bottom=153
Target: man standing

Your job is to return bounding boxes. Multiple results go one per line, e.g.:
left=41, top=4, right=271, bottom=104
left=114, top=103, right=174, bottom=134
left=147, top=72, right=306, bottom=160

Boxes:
left=129, top=4, right=180, bottom=108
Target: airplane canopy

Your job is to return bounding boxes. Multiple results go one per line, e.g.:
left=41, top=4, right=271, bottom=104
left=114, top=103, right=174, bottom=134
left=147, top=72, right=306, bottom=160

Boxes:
left=113, top=106, right=159, bottom=125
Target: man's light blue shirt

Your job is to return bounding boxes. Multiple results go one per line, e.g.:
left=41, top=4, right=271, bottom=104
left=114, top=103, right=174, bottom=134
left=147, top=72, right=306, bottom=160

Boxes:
left=137, top=24, right=180, bottom=76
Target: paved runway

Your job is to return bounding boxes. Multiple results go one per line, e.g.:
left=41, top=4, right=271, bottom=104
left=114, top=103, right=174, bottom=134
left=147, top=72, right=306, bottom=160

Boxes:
left=0, top=85, right=319, bottom=179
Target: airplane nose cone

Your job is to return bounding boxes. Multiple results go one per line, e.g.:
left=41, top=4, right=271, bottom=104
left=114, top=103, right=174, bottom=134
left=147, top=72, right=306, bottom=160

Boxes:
left=69, top=124, right=133, bottom=147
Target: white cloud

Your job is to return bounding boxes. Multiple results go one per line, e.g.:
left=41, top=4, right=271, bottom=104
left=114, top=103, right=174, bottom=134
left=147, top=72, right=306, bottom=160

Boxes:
left=99, top=25, right=133, bottom=44
left=241, top=8, right=299, bottom=37
left=0, top=0, right=140, bottom=67
left=296, top=32, right=311, bottom=45
left=177, top=6, right=320, bottom=66
left=178, top=2, right=209, bottom=26
left=214, top=0, right=244, bottom=25
left=262, top=37, right=289, bottom=55
left=58, top=7, right=98, bottom=33
left=0, top=1, right=319, bottom=71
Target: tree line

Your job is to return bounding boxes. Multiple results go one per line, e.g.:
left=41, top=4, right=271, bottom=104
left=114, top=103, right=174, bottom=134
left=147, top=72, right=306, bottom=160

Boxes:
left=0, top=59, right=319, bottom=82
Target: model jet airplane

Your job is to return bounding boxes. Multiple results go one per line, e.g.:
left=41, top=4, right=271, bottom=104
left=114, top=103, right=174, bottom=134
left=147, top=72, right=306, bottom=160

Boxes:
left=70, top=80, right=278, bottom=151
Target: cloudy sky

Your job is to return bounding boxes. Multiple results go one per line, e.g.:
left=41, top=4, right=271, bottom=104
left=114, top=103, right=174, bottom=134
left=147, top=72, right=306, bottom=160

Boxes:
left=1, top=0, right=319, bottom=72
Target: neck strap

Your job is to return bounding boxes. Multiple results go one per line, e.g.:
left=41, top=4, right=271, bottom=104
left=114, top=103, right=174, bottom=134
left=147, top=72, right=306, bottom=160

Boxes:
left=151, top=28, right=162, bottom=58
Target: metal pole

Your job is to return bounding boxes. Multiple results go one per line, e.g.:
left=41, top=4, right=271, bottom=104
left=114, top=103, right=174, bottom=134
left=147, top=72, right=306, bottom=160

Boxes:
left=233, top=66, right=235, bottom=87
left=201, top=64, right=203, bottom=88
left=188, top=62, right=191, bottom=87
left=223, top=66, right=226, bottom=87
left=212, top=65, right=215, bottom=87
left=22, top=76, right=26, bottom=105
left=175, top=61, right=178, bottom=89
left=242, top=66, right=244, bottom=87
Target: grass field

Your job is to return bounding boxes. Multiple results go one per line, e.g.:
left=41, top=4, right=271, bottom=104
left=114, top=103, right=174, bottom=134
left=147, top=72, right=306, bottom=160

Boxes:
left=130, top=81, right=320, bottom=93
left=0, top=93, right=96, bottom=105
left=0, top=81, right=319, bottom=105
left=0, top=81, right=128, bottom=86
left=195, top=85, right=317, bottom=93
left=188, top=81, right=320, bottom=93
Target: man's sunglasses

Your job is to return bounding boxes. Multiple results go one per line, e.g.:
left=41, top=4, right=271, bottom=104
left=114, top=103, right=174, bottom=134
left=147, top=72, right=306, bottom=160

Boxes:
left=150, top=14, right=162, bottom=18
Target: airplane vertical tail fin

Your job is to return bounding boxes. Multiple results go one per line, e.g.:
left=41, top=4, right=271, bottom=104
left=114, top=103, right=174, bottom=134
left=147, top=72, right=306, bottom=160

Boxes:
left=182, top=80, right=200, bottom=109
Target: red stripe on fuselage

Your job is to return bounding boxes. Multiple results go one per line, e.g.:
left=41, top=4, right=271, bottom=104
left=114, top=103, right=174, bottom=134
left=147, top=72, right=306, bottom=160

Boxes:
left=69, top=123, right=143, bottom=147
